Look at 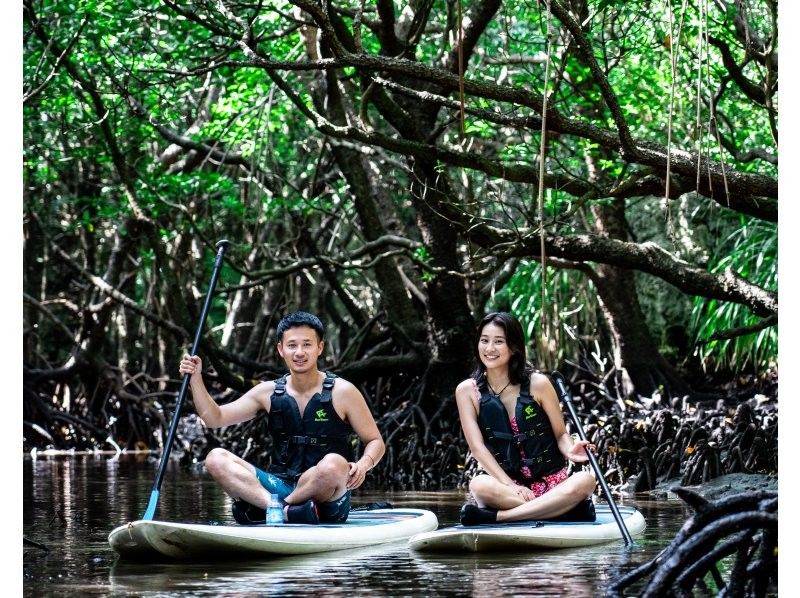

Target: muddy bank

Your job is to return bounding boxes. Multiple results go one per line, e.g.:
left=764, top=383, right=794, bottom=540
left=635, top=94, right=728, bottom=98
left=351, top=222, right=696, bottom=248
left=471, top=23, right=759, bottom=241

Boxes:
left=633, top=472, right=778, bottom=500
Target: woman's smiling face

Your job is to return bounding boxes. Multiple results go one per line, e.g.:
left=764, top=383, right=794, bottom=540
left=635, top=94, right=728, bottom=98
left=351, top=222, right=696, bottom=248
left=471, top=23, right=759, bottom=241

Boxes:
left=478, top=322, right=512, bottom=371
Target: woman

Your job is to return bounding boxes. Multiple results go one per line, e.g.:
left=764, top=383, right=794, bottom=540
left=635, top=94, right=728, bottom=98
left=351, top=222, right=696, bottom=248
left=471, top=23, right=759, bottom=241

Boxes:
left=455, top=312, right=597, bottom=526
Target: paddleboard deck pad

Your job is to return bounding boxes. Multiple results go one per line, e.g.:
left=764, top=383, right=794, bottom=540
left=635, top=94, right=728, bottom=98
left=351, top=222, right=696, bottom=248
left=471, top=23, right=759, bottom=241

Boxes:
left=408, top=505, right=645, bottom=552
left=110, top=508, right=438, bottom=559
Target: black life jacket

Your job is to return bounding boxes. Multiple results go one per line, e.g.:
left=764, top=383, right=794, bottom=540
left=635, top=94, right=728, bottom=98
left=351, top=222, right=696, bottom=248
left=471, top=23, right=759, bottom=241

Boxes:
left=476, top=378, right=566, bottom=482
left=266, top=372, right=354, bottom=481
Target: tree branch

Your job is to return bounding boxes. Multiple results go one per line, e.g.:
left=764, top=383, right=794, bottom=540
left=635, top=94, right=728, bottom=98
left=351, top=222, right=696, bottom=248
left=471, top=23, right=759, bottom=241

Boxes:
left=708, top=35, right=768, bottom=105
left=707, top=314, right=777, bottom=342
left=446, top=210, right=776, bottom=317
left=50, top=243, right=189, bottom=339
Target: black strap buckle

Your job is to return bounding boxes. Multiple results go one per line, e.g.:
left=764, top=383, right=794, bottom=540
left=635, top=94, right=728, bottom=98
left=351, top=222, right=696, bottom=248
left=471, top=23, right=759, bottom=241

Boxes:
left=273, top=375, right=288, bottom=396
left=522, top=455, right=547, bottom=466
left=322, top=371, right=336, bottom=390
left=290, top=435, right=328, bottom=446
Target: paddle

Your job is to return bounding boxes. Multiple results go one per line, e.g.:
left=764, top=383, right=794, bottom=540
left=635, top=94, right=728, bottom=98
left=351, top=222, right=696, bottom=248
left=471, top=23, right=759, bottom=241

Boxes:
left=550, top=371, right=634, bottom=546
left=142, top=239, right=231, bottom=520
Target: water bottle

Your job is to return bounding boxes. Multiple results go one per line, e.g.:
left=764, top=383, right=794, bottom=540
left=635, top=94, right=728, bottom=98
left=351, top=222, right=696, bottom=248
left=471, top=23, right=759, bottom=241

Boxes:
left=266, top=493, right=284, bottom=525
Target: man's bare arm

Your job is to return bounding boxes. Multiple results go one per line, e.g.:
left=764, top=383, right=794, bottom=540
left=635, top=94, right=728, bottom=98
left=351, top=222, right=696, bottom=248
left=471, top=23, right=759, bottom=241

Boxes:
left=179, top=355, right=271, bottom=428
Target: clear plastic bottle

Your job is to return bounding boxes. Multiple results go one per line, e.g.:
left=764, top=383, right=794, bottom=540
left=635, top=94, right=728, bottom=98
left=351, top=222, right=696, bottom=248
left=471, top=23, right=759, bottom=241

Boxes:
left=266, top=493, right=284, bottom=525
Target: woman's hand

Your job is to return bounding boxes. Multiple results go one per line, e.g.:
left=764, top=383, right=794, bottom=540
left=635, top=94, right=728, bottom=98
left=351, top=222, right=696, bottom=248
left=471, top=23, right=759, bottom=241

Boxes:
left=179, top=354, right=203, bottom=382
left=506, top=481, right=536, bottom=502
left=566, top=439, right=595, bottom=464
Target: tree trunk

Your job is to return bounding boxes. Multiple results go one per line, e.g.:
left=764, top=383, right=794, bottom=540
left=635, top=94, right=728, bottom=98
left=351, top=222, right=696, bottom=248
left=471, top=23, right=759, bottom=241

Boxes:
left=319, top=67, right=426, bottom=343
left=409, top=162, right=475, bottom=405
left=590, top=200, right=690, bottom=399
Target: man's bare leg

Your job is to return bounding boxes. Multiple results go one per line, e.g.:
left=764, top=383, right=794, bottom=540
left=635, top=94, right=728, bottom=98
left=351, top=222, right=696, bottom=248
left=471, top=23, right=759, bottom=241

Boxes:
left=283, top=453, right=350, bottom=505
left=204, top=447, right=270, bottom=508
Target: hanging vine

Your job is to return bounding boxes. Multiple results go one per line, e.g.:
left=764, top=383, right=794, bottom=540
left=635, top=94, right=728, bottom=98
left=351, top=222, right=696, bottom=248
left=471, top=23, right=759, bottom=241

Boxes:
left=536, top=0, right=555, bottom=369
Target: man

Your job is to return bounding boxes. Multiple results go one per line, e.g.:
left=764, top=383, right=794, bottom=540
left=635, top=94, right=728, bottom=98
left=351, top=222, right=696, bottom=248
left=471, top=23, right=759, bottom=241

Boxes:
left=179, top=311, right=385, bottom=524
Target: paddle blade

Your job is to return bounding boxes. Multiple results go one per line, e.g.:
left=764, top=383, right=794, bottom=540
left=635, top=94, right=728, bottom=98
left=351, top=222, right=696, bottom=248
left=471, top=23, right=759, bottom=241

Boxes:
left=142, top=489, right=160, bottom=521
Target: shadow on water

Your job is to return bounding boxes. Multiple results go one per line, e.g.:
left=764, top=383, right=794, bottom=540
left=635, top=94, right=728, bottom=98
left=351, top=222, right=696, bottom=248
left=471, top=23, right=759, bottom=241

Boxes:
left=23, top=454, right=686, bottom=596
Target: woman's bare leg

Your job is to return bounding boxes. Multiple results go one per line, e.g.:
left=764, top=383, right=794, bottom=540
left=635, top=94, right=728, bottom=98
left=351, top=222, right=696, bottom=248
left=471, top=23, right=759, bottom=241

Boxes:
left=495, top=471, right=596, bottom=522
left=469, top=476, right=527, bottom=510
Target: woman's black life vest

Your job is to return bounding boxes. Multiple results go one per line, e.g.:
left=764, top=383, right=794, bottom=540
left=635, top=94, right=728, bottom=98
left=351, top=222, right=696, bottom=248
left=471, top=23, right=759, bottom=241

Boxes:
left=476, top=378, right=567, bottom=482
left=266, top=372, right=354, bottom=481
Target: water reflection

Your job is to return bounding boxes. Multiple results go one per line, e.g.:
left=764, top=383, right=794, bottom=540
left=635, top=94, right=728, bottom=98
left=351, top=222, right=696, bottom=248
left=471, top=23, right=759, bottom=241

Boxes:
left=107, top=543, right=646, bottom=597
left=110, top=543, right=414, bottom=597
left=23, top=454, right=684, bottom=596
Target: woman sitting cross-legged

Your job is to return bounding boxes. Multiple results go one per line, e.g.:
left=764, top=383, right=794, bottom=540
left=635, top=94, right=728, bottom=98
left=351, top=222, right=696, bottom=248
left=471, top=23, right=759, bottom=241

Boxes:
left=456, top=311, right=597, bottom=526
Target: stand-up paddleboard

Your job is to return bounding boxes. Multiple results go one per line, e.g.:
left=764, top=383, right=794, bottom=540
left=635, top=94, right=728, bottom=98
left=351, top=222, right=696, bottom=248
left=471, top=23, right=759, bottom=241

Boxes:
left=110, top=508, right=438, bottom=559
left=408, top=505, right=645, bottom=553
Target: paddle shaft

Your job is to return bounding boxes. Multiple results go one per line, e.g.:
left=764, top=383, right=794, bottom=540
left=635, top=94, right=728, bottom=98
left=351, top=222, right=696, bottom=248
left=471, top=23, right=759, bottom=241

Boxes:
left=550, top=371, right=634, bottom=546
left=142, top=240, right=231, bottom=520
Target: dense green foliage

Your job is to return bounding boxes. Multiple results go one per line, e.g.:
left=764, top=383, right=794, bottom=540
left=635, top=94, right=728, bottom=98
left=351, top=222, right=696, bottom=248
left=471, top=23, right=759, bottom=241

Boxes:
left=690, top=215, right=777, bottom=371
left=24, top=0, right=777, bottom=454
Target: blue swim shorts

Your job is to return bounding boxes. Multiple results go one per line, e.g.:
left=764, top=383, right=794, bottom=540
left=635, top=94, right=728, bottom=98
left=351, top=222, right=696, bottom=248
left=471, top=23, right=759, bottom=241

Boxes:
left=253, top=466, right=351, bottom=523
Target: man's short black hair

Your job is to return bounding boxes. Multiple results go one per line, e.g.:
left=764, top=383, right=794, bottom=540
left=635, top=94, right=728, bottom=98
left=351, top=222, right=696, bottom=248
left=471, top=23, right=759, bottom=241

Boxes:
left=276, top=311, right=325, bottom=342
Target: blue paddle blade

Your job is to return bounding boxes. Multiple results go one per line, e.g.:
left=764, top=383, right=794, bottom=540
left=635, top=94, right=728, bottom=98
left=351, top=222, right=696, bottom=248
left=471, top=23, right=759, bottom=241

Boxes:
left=142, top=490, right=160, bottom=520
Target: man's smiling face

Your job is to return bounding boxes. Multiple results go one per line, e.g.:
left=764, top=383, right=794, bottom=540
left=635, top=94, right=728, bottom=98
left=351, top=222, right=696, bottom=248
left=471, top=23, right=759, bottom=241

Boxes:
left=277, top=325, right=324, bottom=374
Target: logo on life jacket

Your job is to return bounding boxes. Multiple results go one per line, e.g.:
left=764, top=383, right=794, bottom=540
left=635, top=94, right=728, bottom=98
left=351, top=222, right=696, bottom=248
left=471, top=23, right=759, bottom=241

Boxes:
left=315, top=408, right=329, bottom=422
left=524, top=404, right=537, bottom=420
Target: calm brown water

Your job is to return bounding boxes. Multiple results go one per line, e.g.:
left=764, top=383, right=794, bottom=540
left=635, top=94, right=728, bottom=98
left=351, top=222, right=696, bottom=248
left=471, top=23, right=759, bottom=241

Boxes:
left=23, top=454, right=687, bottom=596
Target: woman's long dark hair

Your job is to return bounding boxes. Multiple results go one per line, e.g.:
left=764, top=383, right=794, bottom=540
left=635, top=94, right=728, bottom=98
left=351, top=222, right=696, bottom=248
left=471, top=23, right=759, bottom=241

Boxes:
left=471, top=312, right=534, bottom=386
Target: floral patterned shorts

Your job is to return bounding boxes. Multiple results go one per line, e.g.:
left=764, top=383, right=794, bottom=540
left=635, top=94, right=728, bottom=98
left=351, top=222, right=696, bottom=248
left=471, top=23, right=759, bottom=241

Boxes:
left=528, top=467, right=569, bottom=497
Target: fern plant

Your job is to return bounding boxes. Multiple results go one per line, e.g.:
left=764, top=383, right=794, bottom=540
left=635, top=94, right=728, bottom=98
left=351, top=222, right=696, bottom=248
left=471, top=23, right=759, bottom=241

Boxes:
left=689, top=217, right=777, bottom=373
left=487, top=261, right=601, bottom=371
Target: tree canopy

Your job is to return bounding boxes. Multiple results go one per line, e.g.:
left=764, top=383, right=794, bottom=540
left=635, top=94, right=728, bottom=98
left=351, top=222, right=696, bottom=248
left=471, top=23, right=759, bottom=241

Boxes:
left=23, top=0, right=777, bottom=451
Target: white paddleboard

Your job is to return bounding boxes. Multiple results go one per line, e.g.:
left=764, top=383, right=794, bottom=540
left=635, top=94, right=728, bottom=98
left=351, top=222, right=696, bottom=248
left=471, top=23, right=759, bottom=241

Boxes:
left=110, top=508, right=438, bottom=558
left=408, top=505, right=645, bottom=552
